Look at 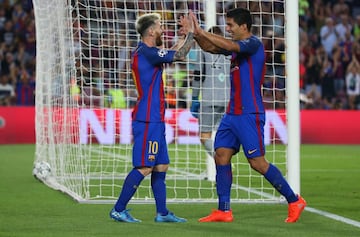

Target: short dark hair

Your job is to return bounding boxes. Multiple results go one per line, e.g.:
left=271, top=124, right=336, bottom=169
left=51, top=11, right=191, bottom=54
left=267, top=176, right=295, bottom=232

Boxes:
left=226, top=8, right=252, bottom=31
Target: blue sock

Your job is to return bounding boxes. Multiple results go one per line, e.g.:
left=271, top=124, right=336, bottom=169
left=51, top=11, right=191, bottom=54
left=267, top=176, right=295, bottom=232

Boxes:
left=264, top=163, right=298, bottom=203
left=114, top=168, right=144, bottom=212
left=151, top=171, right=168, bottom=215
left=216, top=164, right=232, bottom=211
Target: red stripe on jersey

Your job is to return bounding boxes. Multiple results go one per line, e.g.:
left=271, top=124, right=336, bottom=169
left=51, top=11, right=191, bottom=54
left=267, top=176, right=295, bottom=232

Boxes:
left=260, top=56, right=266, bottom=107
left=255, top=113, right=265, bottom=156
left=141, top=122, right=150, bottom=166
left=247, top=57, right=259, bottom=113
left=132, top=53, right=141, bottom=120
left=146, top=68, right=159, bottom=121
left=233, top=65, right=242, bottom=114
left=159, top=76, right=165, bottom=121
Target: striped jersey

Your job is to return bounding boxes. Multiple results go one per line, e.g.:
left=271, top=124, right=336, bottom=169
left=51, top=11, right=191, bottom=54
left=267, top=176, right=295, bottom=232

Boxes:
left=226, top=35, right=266, bottom=115
left=131, top=42, right=176, bottom=122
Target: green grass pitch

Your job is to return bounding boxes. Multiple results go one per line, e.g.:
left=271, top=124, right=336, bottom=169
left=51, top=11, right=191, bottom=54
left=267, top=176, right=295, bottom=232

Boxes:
left=1, top=144, right=360, bottom=237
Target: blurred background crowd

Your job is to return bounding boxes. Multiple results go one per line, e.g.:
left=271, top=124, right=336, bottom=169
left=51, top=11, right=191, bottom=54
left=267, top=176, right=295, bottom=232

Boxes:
left=1, top=0, right=360, bottom=110
left=0, top=0, right=35, bottom=106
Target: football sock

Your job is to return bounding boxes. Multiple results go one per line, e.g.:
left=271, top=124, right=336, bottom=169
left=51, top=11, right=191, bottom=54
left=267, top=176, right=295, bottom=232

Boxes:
left=114, top=168, right=144, bottom=212
left=216, top=164, right=232, bottom=211
left=203, top=139, right=214, bottom=156
left=264, top=163, right=298, bottom=203
left=151, top=171, right=168, bottom=215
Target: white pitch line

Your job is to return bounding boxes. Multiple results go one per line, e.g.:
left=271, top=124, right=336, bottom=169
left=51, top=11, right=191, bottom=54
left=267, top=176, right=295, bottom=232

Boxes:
left=305, top=207, right=360, bottom=228
left=230, top=181, right=360, bottom=228
left=86, top=147, right=360, bottom=228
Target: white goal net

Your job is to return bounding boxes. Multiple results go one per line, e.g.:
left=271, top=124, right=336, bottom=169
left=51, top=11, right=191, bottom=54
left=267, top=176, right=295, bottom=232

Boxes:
left=33, top=0, right=295, bottom=203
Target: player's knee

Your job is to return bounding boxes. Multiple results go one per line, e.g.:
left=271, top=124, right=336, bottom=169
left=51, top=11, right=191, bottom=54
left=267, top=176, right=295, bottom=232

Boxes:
left=248, top=157, right=269, bottom=174
left=214, top=148, right=233, bottom=165
left=199, top=132, right=212, bottom=143
left=153, top=164, right=169, bottom=172
left=136, top=166, right=153, bottom=176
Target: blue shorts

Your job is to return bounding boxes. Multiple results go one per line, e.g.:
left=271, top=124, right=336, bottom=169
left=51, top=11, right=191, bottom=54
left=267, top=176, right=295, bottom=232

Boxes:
left=132, top=121, right=169, bottom=167
left=214, top=113, right=265, bottom=158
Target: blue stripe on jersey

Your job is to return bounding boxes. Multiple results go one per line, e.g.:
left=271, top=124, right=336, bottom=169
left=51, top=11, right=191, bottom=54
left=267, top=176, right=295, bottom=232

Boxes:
left=131, top=42, right=176, bottom=122
left=227, top=35, right=265, bottom=115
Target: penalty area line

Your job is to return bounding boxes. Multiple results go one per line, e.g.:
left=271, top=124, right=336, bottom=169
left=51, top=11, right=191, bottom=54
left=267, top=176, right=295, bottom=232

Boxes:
left=305, top=206, right=360, bottom=228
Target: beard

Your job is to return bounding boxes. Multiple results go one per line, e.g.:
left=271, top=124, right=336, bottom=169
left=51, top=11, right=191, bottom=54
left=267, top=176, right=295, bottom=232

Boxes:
left=155, top=34, right=163, bottom=46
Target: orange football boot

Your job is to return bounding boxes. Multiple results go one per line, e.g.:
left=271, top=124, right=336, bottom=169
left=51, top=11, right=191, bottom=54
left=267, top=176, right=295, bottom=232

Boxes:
left=198, top=209, right=233, bottom=222
left=285, top=195, right=307, bottom=223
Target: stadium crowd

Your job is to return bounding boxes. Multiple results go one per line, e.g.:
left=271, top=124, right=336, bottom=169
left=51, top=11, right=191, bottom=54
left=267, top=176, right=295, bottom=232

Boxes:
left=0, top=0, right=35, bottom=106
left=1, top=0, right=360, bottom=110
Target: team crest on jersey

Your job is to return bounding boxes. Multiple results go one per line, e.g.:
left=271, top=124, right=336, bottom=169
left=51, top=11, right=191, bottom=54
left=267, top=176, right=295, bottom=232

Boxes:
left=157, top=49, right=168, bottom=57
left=148, top=155, right=155, bottom=161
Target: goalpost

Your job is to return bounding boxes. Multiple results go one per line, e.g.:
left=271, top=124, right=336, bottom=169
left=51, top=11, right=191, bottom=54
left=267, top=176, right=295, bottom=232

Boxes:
left=32, top=0, right=299, bottom=203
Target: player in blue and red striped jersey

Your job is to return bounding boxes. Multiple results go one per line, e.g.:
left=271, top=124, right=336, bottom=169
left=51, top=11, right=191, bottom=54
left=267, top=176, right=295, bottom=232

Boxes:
left=110, top=13, right=194, bottom=223
left=188, top=8, right=306, bottom=223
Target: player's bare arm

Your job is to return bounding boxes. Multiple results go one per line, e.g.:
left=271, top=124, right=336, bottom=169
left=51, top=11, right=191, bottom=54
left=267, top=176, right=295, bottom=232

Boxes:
left=196, top=29, right=239, bottom=53
left=190, top=11, right=240, bottom=54
left=194, top=30, right=231, bottom=54
left=170, top=36, right=185, bottom=50
left=188, top=11, right=221, bottom=53
left=173, top=14, right=194, bottom=61
left=193, top=30, right=221, bottom=53
left=173, top=32, right=194, bottom=61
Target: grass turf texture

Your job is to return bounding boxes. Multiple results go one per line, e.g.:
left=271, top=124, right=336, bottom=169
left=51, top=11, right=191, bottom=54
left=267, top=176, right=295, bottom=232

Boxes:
left=0, top=144, right=360, bottom=237
left=85, top=143, right=286, bottom=201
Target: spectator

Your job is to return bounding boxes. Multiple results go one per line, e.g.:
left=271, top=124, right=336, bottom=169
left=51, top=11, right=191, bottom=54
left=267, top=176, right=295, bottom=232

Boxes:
left=320, top=54, right=335, bottom=102
left=1, top=0, right=360, bottom=111
left=320, top=17, right=338, bottom=57
left=12, top=2, right=27, bottom=33
left=332, top=0, right=350, bottom=19
left=311, top=0, right=326, bottom=33
left=0, top=20, right=15, bottom=46
left=15, top=68, right=35, bottom=106
left=335, top=14, right=352, bottom=42
left=1, top=51, right=18, bottom=79
left=353, top=15, right=360, bottom=41
left=23, top=18, right=36, bottom=58
left=304, top=47, right=324, bottom=107
left=0, top=8, right=6, bottom=30
left=0, top=73, right=15, bottom=105
left=106, top=85, right=126, bottom=109
left=345, top=56, right=360, bottom=109
left=331, top=46, right=347, bottom=96
left=299, top=0, right=309, bottom=17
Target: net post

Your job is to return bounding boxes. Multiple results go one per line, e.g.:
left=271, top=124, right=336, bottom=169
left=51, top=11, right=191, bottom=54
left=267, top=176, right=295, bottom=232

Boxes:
left=204, top=0, right=216, bottom=30
left=203, top=0, right=217, bottom=182
left=285, top=0, right=300, bottom=194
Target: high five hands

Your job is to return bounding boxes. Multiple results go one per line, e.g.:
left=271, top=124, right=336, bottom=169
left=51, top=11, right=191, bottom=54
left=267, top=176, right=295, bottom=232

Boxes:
left=178, top=10, right=203, bottom=36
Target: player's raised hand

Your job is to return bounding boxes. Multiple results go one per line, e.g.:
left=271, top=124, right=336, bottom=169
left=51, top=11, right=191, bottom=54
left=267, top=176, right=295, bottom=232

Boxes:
left=189, top=11, right=201, bottom=36
left=178, top=13, right=194, bottom=35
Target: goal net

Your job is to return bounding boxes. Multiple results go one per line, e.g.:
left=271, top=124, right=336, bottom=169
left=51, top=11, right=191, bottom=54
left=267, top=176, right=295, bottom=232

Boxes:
left=33, top=0, right=294, bottom=203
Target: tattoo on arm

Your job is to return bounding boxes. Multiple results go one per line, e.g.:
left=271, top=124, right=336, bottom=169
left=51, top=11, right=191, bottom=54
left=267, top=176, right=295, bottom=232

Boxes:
left=173, top=32, right=194, bottom=61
